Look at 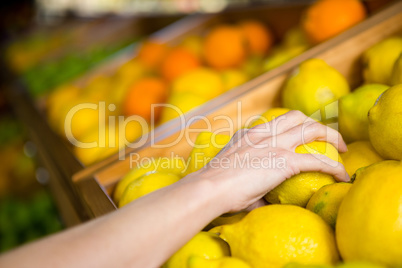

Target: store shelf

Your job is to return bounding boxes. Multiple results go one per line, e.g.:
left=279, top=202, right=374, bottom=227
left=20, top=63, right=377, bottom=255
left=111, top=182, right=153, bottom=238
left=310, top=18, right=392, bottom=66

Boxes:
left=71, top=1, right=402, bottom=217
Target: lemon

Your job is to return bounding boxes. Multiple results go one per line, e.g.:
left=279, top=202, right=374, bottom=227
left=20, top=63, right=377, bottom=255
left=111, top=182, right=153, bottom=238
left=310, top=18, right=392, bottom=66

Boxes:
left=336, top=262, right=387, bottom=268
left=306, top=182, right=352, bottom=228
left=282, top=59, right=350, bottom=119
left=180, top=35, right=203, bottom=57
left=283, top=263, right=331, bottom=268
left=73, top=125, right=116, bottom=166
left=83, top=75, right=112, bottom=102
left=185, top=131, right=231, bottom=175
left=164, top=232, right=230, bottom=268
left=215, top=205, right=339, bottom=268
left=118, top=172, right=180, bottom=207
left=362, top=36, right=402, bottom=85
left=390, top=52, right=402, bottom=85
left=47, top=84, right=80, bottom=129
left=188, top=256, right=251, bottom=268
left=338, top=84, right=389, bottom=143
left=265, top=141, right=341, bottom=207
left=73, top=121, right=143, bottom=166
left=209, top=211, right=248, bottom=228
left=368, top=84, right=402, bottom=160
left=249, top=107, right=290, bottom=127
left=336, top=160, right=402, bottom=266
left=241, top=55, right=263, bottom=78
left=283, top=261, right=386, bottom=268
left=340, top=141, right=383, bottom=177
left=282, top=26, right=311, bottom=49
left=171, top=67, right=224, bottom=100
left=263, top=45, right=307, bottom=72
left=113, top=157, right=186, bottom=203
left=111, top=59, right=148, bottom=106
left=220, top=69, right=249, bottom=92
left=159, top=92, right=208, bottom=124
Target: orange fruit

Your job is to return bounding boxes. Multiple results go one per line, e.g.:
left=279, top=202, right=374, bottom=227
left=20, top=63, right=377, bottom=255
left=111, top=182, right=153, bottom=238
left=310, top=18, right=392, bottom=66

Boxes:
left=239, top=20, right=274, bottom=55
left=202, top=25, right=247, bottom=70
left=160, top=47, right=201, bottom=81
left=123, top=77, right=168, bottom=122
left=302, top=0, right=367, bottom=44
left=137, top=40, right=170, bottom=69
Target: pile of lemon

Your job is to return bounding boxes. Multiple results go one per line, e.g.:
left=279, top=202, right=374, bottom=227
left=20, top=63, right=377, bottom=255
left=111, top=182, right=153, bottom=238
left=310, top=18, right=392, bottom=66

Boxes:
left=113, top=33, right=402, bottom=267
left=45, top=0, right=369, bottom=166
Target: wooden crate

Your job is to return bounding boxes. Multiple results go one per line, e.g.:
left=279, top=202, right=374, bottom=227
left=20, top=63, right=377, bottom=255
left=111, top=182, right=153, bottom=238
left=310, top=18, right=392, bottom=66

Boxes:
left=72, top=1, right=402, bottom=218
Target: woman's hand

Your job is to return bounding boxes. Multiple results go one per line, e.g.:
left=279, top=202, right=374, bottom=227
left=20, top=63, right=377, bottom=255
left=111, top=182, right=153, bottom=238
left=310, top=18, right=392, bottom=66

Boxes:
left=192, top=110, right=350, bottom=213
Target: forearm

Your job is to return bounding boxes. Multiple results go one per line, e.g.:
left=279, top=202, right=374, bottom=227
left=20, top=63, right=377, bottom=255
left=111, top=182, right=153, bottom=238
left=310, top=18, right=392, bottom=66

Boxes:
left=0, top=172, right=225, bottom=268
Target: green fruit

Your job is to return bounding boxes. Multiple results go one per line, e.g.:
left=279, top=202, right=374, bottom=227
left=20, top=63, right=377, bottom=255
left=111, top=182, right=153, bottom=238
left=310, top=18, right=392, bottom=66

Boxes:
left=263, top=45, right=307, bottom=72
left=362, top=36, right=402, bottom=85
left=338, top=84, right=389, bottom=143
left=368, top=84, right=402, bottom=160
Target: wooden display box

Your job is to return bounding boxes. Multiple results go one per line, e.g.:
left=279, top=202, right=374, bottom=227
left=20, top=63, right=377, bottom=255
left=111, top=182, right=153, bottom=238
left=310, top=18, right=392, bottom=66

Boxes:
left=71, top=1, right=401, bottom=219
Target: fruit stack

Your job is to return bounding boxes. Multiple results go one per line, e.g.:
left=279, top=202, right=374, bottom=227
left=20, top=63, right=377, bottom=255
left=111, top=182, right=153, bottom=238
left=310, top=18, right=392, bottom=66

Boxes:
left=46, top=0, right=368, bottom=166
left=113, top=33, right=402, bottom=267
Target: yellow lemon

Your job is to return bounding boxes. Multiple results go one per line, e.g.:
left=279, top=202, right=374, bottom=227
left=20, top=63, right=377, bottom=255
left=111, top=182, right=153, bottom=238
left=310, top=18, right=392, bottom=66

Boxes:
left=220, top=69, right=249, bottom=92
left=249, top=107, right=290, bottom=127
left=336, top=261, right=387, bottom=268
left=188, top=256, right=251, bottom=268
left=241, top=55, right=264, bottom=78
left=336, top=160, right=402, bottom=266
left=338, top=84, right=389, bottom=143
left=180, top=35, right=203, bottom=57
left=282, top=26, right=311, bottom=49
left=159, top=92, right=208, bottom=124
left=171, top=67, right=224, bottom=100
left=209, top=211, right=248, bottom=228
left=263, top=45, right=308, bottom=72
left=113, top=157, right=186, bottom=203
left=73, top=119, right=144, bottom=166
left=390, top=52, right=402, bottom=85
left=265, top=141, right=342, bottom=207
left=47, top=84, right=80, bottom=134
left=306, top=182, right=352, bottom=228
left=368, top=84, right=402, bottom=160
left=215, top=205, right=339, bottom=268
left=362, top=36, right=402, bottom=85
left=185, top=131, right=231, bottom=175
left=119, top=172, right=180, bottom=207
left=163, top=232, right=230, bottom=268
left=340, top=141, right=383, bottom=177
left=282, top=59, right=350, bottom=119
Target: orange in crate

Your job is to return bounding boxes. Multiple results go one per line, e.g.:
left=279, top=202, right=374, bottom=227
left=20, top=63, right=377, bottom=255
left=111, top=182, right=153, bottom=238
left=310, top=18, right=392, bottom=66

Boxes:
left=202, top=25, right=247, bottom=69
left=160, top=47, right=201, bottom=81
left=137, top=41, right=170, bottom=69
left=302, top=0, right=367, bottom=44
left=239, top=20, right=274, bottom=55
left=123, top=77, right=169, bottom=122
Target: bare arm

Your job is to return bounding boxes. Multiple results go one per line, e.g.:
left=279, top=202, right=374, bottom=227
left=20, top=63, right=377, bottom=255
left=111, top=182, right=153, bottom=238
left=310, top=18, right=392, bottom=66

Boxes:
left=0, top=111, right=349, bottom=268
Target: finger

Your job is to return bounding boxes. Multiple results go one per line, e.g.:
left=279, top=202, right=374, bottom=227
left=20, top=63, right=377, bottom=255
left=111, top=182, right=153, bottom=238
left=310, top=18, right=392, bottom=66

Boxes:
left=218, top=128, right=250, bottom=154
left=290, top=153, right=350, bottom=182
left=275, top=121, right=347, bottom=152
left=253, top=110, right=315, bottom=132
left=249, top=110, right=316, bottom=139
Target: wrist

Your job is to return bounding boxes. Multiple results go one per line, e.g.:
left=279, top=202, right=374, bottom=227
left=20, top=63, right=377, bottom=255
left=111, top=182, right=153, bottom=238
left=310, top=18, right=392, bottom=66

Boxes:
left=182, top=169, right=232, bottom=216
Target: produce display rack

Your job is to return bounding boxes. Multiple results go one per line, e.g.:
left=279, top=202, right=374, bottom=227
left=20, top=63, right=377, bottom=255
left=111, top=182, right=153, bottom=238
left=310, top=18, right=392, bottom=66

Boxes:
left=3, top=0, right=401, bottom=227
